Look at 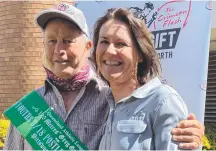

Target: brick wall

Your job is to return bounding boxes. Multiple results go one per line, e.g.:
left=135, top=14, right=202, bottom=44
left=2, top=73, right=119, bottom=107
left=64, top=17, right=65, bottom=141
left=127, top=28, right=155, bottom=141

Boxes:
left=0, top=1, right=74, bottom=114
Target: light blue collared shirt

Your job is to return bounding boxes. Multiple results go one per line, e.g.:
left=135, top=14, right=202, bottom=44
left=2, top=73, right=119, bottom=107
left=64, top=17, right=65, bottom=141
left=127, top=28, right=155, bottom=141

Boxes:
left=99, top=77, right=188, bottom=150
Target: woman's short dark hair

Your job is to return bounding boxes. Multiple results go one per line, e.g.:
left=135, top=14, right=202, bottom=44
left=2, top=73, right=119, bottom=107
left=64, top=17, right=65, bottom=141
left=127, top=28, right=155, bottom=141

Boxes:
left=90, top=8, right=161, bottom=85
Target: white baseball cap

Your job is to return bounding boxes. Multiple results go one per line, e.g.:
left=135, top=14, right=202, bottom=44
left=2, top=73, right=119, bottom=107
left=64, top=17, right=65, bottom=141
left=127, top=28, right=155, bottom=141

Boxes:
left=35, top=3, right=90, bottom=38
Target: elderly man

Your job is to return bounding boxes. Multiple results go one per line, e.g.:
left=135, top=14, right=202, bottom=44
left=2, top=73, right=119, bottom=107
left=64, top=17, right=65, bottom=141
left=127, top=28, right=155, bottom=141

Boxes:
left=4, top=3, right=204, bottom=150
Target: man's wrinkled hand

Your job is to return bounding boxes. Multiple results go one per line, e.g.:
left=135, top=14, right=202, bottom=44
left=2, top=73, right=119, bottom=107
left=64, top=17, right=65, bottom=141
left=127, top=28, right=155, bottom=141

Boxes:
left=171, top=113, right=205, bottom=150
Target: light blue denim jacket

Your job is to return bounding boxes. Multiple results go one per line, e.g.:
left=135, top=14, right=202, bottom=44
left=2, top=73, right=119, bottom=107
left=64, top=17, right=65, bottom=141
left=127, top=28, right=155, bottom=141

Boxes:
left=99, top=77, right=188, bottom=150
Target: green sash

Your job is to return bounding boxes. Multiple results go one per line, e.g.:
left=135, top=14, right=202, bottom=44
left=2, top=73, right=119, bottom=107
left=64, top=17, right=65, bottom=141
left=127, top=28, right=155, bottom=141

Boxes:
left=4, top=90, right=88, bottom=150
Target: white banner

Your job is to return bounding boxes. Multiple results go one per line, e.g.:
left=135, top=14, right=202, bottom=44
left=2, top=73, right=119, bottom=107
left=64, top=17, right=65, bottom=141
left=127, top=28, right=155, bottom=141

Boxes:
left=76, top=0, right=212, bottom=122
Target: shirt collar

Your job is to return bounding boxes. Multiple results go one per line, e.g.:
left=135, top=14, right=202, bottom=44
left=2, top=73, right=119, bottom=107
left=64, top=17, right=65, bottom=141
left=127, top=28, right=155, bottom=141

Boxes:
left=131, top=77, right=162, bottom=99
left=106, top=77, right=162, bottom=107
left=106, top=90, right=115, bottom=110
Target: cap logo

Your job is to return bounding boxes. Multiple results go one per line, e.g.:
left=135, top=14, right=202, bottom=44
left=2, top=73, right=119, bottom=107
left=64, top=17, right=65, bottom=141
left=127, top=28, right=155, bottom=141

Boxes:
left=55, top=3, right=74, bottom=15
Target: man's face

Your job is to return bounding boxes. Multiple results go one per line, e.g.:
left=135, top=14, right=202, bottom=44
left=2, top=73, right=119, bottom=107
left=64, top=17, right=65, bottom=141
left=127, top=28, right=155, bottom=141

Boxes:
left=43, top=19, right=91, bottom=79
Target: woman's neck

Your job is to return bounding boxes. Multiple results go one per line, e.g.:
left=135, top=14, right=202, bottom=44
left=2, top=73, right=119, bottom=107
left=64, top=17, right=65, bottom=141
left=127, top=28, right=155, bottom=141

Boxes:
left=110, top=78, right=139, bottom=103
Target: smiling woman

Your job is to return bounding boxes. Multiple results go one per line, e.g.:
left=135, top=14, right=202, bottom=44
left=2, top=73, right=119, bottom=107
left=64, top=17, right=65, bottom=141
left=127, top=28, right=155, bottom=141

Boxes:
left=90, top=8, right=191, bottom=150
left=91, top=9, right=161, bottom=88
left=96, top=19, right=137, bottom=86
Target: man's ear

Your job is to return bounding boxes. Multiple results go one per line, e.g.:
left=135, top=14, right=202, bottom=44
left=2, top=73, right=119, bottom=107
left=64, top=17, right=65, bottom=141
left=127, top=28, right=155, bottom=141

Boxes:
left=43, top=34, right=46, bottom=47
left=85, top=40, right=93, bottom=51
left=43, top=31, right=46, bottom=47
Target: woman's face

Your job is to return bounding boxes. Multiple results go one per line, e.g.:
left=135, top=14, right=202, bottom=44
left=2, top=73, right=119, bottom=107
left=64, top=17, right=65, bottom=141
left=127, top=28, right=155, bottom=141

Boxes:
left=96, top=19, right=139, bottom=85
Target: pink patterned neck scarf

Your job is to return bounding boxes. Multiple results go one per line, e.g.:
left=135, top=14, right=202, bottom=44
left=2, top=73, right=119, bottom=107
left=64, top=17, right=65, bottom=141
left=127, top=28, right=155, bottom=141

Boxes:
left=44, top=65, right=90, bottom=91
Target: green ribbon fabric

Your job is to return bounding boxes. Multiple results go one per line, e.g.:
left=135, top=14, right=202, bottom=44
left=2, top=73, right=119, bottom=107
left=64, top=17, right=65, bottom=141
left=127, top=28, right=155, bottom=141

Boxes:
left=4, top=90, right=88, bottom=150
